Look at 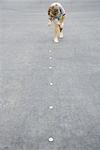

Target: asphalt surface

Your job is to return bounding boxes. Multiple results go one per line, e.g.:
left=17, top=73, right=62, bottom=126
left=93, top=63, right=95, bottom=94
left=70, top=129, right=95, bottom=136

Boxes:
left=0, top=0, right=100, bottom=150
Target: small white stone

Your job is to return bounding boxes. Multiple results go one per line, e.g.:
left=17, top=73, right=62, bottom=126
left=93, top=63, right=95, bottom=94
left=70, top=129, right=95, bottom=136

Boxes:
left=49, top=106, right=53, bottom=109
left=50, top=82, right=53, bottom=86
left=49, top=57, right=52, bottom=60
left=49, top=137, right=54, bottom=142
left=49, top=66, right=52, bottom=69
left=49, top=50, right=52, bottom=53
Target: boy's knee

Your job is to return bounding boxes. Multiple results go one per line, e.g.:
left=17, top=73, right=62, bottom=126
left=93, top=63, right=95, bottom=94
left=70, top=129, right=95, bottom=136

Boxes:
left=55, top=23, right=59, bottom=28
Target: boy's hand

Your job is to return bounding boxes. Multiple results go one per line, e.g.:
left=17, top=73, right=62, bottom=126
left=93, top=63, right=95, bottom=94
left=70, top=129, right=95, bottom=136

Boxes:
left=48, top=20, right=52, bottom=26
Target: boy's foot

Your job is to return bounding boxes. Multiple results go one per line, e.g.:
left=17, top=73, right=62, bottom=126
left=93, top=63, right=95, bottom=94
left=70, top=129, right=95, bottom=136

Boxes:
left=59, top=31, right=63, bottom=38
left=54, top=37, right=59, bottom=43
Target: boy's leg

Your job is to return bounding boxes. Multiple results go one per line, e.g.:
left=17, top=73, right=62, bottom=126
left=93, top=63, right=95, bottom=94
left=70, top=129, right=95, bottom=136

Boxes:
left=59, top=16, right=65, bottom=38
left=59, top=26, right=63, bottom=38
left=53, top=19, right=60, bottom=42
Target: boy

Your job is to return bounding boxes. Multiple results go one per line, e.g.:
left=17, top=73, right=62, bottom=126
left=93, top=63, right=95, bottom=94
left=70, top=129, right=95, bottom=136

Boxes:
left=48, top=2, right=66, bottom=43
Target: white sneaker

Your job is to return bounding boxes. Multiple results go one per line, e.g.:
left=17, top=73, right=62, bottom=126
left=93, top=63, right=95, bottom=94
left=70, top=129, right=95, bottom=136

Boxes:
left=54, top=37, right=59, bottom=43
left=59, top=31, right=63, bottom=38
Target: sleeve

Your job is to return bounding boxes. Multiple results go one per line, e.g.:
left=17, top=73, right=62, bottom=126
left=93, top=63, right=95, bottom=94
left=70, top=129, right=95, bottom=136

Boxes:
left=60, top=6, right=66, bottom=16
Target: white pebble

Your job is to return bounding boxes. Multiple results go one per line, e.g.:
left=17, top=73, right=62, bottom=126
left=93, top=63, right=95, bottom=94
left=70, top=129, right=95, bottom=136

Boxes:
left=49, top=50, right=52, bottom=53
left=49, top=137, right=54, bottom=142
left=50, top=82, right=53, bottom=86
left=49, top=57, right=52, bottom=60
left=49, top=66, right=52, bottom=69
left=49, top=106, right=53, bottom=109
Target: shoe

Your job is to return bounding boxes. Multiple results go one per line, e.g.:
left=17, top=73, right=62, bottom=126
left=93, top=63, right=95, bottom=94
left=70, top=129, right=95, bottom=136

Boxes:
left=59, top=31, right=63, bottom=38
left=54, top=37, right=59, bottom=43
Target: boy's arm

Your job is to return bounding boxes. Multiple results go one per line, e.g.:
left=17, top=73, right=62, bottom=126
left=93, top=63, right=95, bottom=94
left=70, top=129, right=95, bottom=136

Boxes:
left=48, top=7, right=53, bottom=26
left=61, top=15, right=65, bottom=23
left=59, top=5, right=66, bottom=23
left=59, top=15, right=66, bottom=30
left=62, top=15, right=65, bottom=21
left=48, top=18, right=52, bottom=26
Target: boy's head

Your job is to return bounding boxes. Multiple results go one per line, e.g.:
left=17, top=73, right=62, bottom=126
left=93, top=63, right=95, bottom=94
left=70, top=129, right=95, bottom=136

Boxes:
left=48, top=5, right=59, bottom=17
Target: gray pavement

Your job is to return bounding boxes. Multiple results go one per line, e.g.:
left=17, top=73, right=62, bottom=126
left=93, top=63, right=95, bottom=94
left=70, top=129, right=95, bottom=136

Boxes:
left=0, top=0, right=100, bottom=150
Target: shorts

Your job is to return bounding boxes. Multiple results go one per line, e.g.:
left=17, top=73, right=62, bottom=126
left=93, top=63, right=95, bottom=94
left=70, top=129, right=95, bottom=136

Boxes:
left=53, top=15, right=63, bottom=24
